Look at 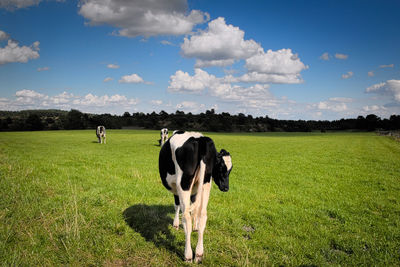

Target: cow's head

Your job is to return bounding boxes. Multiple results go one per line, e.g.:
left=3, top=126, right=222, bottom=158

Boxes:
left=213, top=149, right=232, bottom=192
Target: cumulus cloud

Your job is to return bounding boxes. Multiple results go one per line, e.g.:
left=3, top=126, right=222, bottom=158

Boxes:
left=0, top=39, right=40, bottom=65
left=245, top=49, right=307, bottom=75
left=168, top=68, right=217, bottom=93
left=341, top=71, right=353, bottom=79
left=368, top=71, right=374, bottom=77
left=366, top=80, right=400, bottom=102
left=379, top=64, right=394, bottom=68
left=119, top=73, right=145, bottom=84
left=0, top=0, right=40, bottom=9
left=1, top=89, right=140, bottom=113
left=320, top=52, right=330, bottom=60
left=79, top=0, right=209, bottom=37
left=335, top=53, right=348, bottom=60
left=37, top=66, right=49, bottom=72
left=103, top=77, right=113, bottom=82
left=107, top=63, right=119, bottom=69
left=0, top=30, right=10, bottom=41
left=181, top=17, right=261, bottom=67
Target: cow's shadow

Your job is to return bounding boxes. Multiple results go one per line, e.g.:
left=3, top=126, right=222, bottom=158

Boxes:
left=123, top=204, right=183, bottom=257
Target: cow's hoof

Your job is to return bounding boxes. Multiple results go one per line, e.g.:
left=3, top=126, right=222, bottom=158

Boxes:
left=173, top=224, right=179, bottom=230
left=195, top=254, right=203, bottom=263
left=184, top=258, right=192, bottom=263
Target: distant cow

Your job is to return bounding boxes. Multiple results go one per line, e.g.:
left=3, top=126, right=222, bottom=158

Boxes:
left=159, top=131, right=232, bottom=262
left=96, top=126, right=106, bottom=144
left=160, top=128, right=168, bottom=146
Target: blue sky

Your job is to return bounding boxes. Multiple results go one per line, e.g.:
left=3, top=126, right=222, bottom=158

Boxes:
left=1, top=0, right=400, bottom=120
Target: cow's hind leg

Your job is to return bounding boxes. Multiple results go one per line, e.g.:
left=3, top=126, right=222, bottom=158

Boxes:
left=179, top=185, right=193, bottom=262
left=173, top=195, right=180, bottom=229
left=195, top=182, right=210, bottom=263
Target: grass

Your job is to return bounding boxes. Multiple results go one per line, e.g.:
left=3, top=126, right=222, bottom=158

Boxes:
left=0, top=130, right=399, bottom=266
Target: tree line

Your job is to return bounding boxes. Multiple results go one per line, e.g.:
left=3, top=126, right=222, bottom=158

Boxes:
left=0, top=109, right=399, bottom=132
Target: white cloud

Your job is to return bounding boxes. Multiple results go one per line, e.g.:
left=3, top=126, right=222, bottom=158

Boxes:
left=366, top=80, right=400, bottom=102
left=320, top=52, right=330, bottom=60
left=210, top=83, right=277, bottom=107
left=16, top=89, right=46, bottom=100
left=379, top=64, right=394, bottom=68
left=150, top=100, right=163, bottom=105
left=78, top=0, right=209, bottom=37
left=160, top=40, right=173, bottom=46
left=168, top=68, right=217, bottom=93
left=329, top=97, right=353, bottom=103
left=181, top=17, right=262, bottom=67
left=103, top=77, right=113, bottom=82
left=317, top=101, right=347, bottom=112
left=3, top=89, right=140, bottom=114
left=72, top=93, right=138, bottom=106
left=362, top=105, right=384, bottom=112
left=0, top=0, right=40, bottom=9
left=245, top=48, right=307, bottom=75
left=119, top=73, right=144, bottom=84
left=176, top=101, right=204, bottom=110
left=0, top=30, right=10, bottom=41
left=225, top=72, right=303, bottom=84
left=368, top=71, right=374, bottom=77
left=107, top=63, right=119, bottom=69
left=0, top=39, right=40, bottom=65
left=335, top=53, right=348, bottom=60
left=37, top=66, right=49, bottom=72
left=341, top=71, right=353, bottom=79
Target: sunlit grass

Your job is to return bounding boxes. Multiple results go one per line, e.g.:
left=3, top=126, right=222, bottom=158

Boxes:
left=0, top=130, right=399, bottom=265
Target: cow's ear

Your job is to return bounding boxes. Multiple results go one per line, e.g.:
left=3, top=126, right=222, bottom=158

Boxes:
left=219, top=149, right=230, bottom=156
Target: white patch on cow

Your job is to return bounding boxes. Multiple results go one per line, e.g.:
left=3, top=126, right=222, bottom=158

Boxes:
left=223, top=155, right=232, bottom=170
left=170, top=131, right=203, bottom=150
left=166, top=173, right=178, bottom=195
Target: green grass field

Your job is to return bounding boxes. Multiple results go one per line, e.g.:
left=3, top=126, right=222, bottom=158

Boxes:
left=1, top=130, right=399, bottom=266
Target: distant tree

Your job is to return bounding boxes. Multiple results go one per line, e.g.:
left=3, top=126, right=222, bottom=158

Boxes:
left=65, top=109, right=85, bottom=129
left=123, top=111, right=131, bottom=117
left=366, top=114, right=380, bottom=131
left=25, top=114, right=44, bottom=131
left=390, top=115, right=400, bottom=129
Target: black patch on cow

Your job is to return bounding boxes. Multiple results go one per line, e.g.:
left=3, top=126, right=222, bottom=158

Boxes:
left=199, top=137, right=217, bottom=184
left=159, top=139, right=175, bottom=190
left=174, top=130, right=185, bottom=135
left=174, top=195, right=179, bottom=206
left=175, top=137, right=199, bottom=190
left=190, top=194, right=197, bottom=203
left=175, top=136, right=218, bottom=190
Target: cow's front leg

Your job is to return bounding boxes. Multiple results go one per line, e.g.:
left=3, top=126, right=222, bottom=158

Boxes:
left=195, top=182, right=211, bottom=263
left=180, top=190, right=193, bottom=262
left=173, top=195, right=180, bottom=229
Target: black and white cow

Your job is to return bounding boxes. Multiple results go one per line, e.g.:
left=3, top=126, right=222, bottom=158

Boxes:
left=160, top=128, right=168, bottom=146
left=96, top=126, right=106, bottom=144
left=159, top=131, right=232, bottom=262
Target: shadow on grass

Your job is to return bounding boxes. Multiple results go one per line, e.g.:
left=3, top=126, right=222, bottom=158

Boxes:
left=123, top=204, right=183, bottom=257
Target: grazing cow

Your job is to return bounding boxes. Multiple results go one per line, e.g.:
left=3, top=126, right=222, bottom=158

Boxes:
left=96, top=126, right=106, bottom=144
left=159, top=131, right=232, bottom=262
left=160, top=128, right=168, bottom=146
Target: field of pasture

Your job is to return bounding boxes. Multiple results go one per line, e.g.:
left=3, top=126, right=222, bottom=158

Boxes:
left=0, top=130, right=399, bottom=266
